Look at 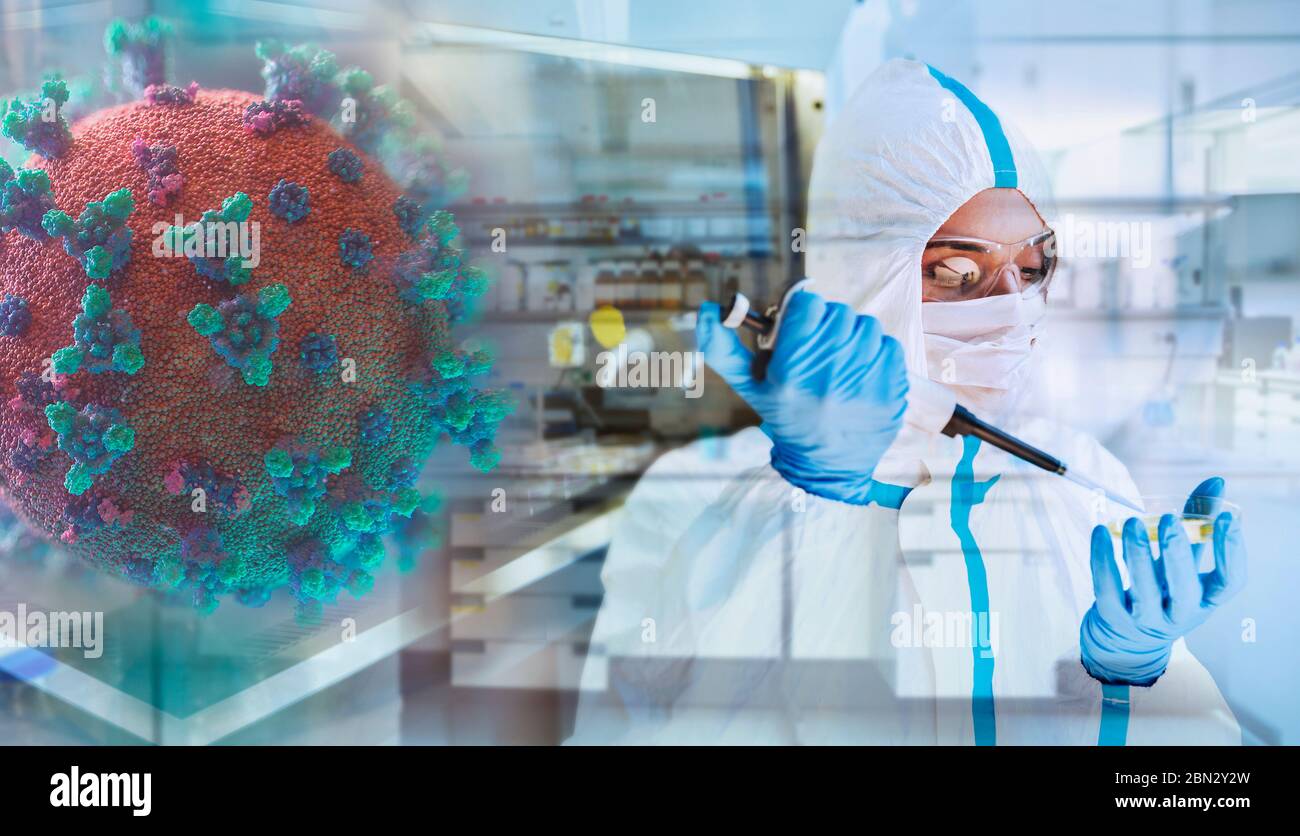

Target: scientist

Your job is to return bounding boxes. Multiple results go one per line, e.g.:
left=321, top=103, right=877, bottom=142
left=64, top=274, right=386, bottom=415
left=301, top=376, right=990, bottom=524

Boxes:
left=571, top=60, right=1245, bottom=745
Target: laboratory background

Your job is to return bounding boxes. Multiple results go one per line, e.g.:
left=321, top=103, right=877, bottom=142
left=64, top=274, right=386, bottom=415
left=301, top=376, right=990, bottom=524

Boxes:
left=0, top=0, right=1297, bottom=745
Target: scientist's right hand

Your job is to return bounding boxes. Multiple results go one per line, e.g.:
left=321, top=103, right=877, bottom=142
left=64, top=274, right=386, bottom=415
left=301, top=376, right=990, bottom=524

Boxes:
left=697, top=290, right=909, bottom=505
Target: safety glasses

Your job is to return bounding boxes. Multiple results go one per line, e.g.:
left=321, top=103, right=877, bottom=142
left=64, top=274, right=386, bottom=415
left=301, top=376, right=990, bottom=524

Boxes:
left=922, top=229, right=1057, bottom=301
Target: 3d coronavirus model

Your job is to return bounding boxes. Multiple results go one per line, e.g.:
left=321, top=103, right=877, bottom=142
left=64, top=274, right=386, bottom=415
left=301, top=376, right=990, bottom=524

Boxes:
left=0, top=19, right=508, bottom=617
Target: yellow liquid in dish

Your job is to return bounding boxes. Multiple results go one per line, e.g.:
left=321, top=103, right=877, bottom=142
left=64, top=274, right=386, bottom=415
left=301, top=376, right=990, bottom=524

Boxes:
left=1107, top=516, right=1214, bottom=546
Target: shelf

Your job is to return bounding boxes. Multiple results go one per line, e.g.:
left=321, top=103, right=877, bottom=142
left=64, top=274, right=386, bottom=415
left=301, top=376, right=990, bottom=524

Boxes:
left=1049, top=304, right=1230, bottom=321
left=481, top=309, right=697, bottom=323
left=463, top=236, right=776, bottom=250
left=450, top=200, right=782, bottom=218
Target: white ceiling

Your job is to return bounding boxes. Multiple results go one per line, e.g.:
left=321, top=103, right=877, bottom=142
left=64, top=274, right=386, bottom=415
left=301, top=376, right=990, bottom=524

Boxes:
left=398, top=0, right=858, bottom=70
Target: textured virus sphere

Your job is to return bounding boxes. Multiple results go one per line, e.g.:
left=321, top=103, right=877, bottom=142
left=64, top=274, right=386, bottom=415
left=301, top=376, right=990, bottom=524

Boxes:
left=0, top=42, right=504, bottom=616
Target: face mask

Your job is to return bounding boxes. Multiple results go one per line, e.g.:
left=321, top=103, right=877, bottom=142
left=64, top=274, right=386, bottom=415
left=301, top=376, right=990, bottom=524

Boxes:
left=921, top=290, right=1046, bottom=416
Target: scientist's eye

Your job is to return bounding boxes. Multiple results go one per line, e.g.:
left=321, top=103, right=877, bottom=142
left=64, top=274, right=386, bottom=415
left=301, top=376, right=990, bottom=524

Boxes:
left=1017, top=252, right=1056, bottom=285
left=928, top=256, right=981, bottom=288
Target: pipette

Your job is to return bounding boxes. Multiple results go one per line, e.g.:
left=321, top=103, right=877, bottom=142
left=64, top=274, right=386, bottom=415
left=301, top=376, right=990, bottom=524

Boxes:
left=719, top=283, right=1144, bottom=514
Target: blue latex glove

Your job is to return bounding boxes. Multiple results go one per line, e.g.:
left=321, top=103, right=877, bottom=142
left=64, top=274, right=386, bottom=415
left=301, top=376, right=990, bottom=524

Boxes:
left=696, top=290, right=909, bottom=505
left=1080, top=477, right=1247, bottom=686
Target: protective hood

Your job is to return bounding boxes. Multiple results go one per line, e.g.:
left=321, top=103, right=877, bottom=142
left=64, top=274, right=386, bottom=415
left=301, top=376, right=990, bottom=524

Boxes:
left=804, top=59, right=1056, bottom=390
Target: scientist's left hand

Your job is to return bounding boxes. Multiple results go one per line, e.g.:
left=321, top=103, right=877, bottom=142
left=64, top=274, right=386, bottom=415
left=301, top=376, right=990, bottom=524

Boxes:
left=1079, top=477, right=1246, bottom=686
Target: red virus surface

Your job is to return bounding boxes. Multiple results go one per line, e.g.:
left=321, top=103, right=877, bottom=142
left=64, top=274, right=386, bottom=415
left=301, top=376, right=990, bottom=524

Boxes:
left=0, top=28, right=505, bottom=616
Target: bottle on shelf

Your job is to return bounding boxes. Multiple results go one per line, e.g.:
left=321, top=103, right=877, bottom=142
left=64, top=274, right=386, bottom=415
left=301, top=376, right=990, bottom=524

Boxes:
left=660, top=258, right=683, bottom=310
left=591, top=260, right=615, bottom=310
left=596, top=196, right=614, bottom=241
left=684, top=258, right=708, bottom=309
left=720, top=258, right=741, bottom=308
left=619, top=199, right=639, bottom=240
left=636, top=257, right=662, bottom=310
left=616, top=260, right=639, bottom=310
left=548, top=261, right=576, bottom=312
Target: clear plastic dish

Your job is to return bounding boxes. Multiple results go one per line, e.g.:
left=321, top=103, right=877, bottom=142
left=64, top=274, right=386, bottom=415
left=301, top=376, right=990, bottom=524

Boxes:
left=1106, top=495, right=1241, bottom=547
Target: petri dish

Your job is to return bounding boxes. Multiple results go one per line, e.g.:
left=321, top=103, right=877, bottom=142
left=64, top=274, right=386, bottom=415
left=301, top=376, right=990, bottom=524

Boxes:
left=1106, top=495, right=1241, bottom=547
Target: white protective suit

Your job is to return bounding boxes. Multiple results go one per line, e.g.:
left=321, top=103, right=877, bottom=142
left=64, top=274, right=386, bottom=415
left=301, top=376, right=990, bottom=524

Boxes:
left=570, top=60, right=1239, bottom=745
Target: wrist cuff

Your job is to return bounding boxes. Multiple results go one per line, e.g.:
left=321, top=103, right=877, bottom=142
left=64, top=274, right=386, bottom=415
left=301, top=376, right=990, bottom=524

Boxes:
left=1079, top=615, right=1171, bottom=687
left=769, top=447, right=877, bottom=506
